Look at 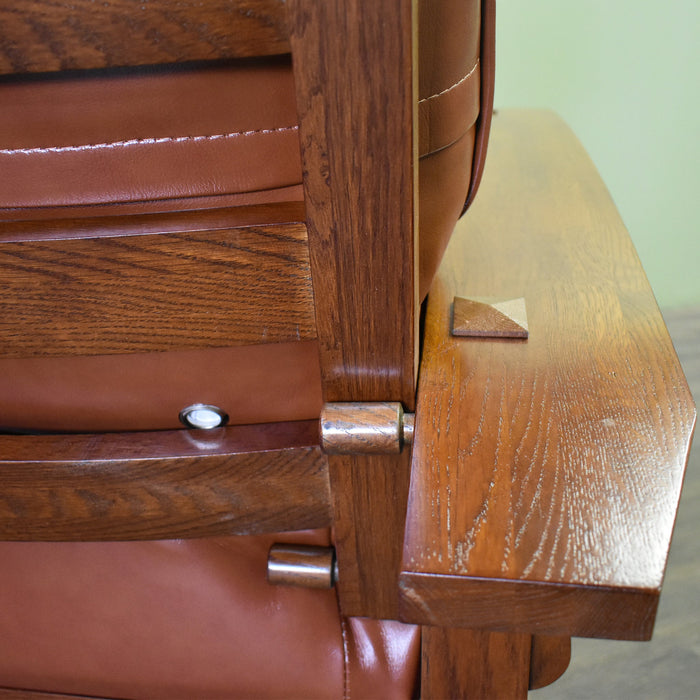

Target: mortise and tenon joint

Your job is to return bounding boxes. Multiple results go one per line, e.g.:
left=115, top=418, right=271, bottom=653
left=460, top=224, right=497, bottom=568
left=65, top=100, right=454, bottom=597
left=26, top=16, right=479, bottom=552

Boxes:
left=320, top=402, right=415, bottom=455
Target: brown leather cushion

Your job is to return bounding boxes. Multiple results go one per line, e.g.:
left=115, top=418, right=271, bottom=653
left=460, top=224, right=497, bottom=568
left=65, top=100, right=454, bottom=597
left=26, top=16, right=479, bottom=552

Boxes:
left=0, top=59, right=302, bottom=212
left=0, top=40, right=484, bottom=433
left=0, top=2, right=491, bottom=696
left=0, top=530, right=420, bottom=699
left=0, top=51, right=481, bottom=298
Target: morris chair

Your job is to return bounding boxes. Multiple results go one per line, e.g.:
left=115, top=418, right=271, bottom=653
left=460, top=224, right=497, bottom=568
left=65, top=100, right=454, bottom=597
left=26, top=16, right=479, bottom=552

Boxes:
left=0, top=1, right=695, bottom=698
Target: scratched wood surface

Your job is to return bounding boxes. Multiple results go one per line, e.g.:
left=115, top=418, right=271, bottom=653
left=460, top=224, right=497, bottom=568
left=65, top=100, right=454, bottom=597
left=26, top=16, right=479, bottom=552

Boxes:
left=0, top=0, right=289, bottom=74
left=533, top=307, right=700, bottom=698
left=0, top=219, right=315, bottom=357
left=399, top=110, right=696, bottom=641
left=0, top=420, right=331, bottom=540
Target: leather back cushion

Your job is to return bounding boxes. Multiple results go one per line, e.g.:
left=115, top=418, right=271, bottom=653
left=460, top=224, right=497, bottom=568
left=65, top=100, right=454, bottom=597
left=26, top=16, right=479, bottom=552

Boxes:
left=0, top=1, right=492, bottom=433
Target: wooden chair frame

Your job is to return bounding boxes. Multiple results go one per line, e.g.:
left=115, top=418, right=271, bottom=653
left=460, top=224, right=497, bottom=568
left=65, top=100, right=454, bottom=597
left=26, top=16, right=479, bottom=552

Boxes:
left=0, top=1, right=695, bottom=697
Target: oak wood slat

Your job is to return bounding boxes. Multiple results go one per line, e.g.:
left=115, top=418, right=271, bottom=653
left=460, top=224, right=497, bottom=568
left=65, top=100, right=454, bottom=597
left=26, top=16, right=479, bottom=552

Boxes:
left=0, top=0, right=290, bottom=74
left=288, top=0, right=418, bottom=620
left=399, top=110, right=696, bottom=641
left=0, top=420, right=331, bottom=540
left=0, top=215, right=315, bottom=358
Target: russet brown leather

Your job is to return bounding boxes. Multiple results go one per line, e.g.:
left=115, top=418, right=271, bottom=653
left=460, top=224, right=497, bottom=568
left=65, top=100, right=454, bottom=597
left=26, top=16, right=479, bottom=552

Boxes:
left=0, top=3, right=493, bottom=433
left=0, top=1, right=494, bottom=697
left=0, top=59, right=302, bottom=211
left=0, top=530, right=420, bottom=699
left=0, top=342, right=323, bottom=433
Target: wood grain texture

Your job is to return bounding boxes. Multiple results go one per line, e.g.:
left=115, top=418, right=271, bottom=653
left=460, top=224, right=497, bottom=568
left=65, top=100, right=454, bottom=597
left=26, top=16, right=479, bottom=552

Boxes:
left=452, top=295, right=529, bottom=338
left=0, top=0, right=290, bottom=74
left=534, top=308, right=700, bottom=699
left=0, top=220, right=315, bottom=357
left=327, top=449, right=413, bottom=619
left=288, top=0, right=418, bottom=407
left=287, top=0, right=418, bottom=620
left=400, top=111, right=696, bottom=640
left=0, top=420, right=331, bottom=540
left=421, top=626, right=531, bottom=699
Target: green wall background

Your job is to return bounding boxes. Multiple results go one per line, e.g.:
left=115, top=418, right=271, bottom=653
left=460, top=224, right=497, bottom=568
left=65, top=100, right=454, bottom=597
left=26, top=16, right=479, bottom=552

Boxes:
left=494, top=0, right=699, bottom=308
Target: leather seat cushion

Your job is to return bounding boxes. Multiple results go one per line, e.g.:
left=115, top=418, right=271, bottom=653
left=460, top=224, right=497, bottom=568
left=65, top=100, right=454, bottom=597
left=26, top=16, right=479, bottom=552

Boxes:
left=0, top=342, right=323, bottom=433
left=0, top=530, right=420, bottom=699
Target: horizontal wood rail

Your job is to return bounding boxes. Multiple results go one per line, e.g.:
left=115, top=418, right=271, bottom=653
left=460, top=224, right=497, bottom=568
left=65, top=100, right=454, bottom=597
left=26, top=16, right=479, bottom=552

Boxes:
left=0, top=204, right=314, bottom=357
left=0, top=420, right=331, bottom=541
left=400, top=110, right=696, bottom=642
left=0, top=0, right=290, bottom=74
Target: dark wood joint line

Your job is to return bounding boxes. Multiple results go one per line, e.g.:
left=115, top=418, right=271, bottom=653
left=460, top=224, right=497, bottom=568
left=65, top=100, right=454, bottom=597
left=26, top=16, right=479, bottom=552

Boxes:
left=320, top=402, right=415, bottom=455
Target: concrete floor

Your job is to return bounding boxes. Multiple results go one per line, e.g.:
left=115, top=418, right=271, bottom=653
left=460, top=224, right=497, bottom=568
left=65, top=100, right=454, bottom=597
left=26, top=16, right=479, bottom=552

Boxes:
left=532, top=308, right=700, bottom=700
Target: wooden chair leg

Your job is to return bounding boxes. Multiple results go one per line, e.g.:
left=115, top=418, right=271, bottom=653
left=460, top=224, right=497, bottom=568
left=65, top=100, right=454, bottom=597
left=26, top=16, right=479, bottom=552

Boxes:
left=421, top=627, right=531, bottom=699
left=529, top=636, right=571, bottom=690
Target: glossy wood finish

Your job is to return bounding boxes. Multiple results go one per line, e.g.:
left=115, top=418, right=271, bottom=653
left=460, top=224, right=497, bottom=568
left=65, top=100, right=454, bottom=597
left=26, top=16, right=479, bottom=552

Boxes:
left=0, top=0, right=289, bottom=74
left=0, top=421, right=331, bottom=540
left=328, top=450, right=413, bottom=619
left=320, top=402, right=410, bottom=455
left=288, top=0, right=418, bottom=620
left=0, top=220, right=315, bottom=357
left=400, top=110, right=696, bottom=641
left=535, top=308, right=700, bottom=698
left=529, top=635, right=572, bottom=690
left=421, top=626, right=531, bottom=699
left=288, top=0, right=418, bottom=406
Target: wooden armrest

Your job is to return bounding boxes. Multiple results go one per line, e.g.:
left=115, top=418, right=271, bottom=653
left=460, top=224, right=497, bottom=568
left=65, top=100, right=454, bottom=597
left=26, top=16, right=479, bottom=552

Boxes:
left=400, top=110, right=696, bottom=641
left=0, top=421, right=330, bottom=541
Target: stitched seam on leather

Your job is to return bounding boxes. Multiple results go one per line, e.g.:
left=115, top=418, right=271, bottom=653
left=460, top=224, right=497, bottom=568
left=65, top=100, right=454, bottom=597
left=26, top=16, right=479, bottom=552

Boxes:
left=0, top=125, right=299, bottom=156
left=419, top=59, right=479, bottom=104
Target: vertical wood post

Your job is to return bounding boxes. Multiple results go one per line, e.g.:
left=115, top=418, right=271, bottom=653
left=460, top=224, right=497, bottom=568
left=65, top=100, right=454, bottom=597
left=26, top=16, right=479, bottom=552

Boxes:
left=421, top=627, right=531, bottom=699
left=287, top=0, right=418, bottom=404
left=287, top=0, right=418, bottom=618
left=529, top=636, right=572, bottom=690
